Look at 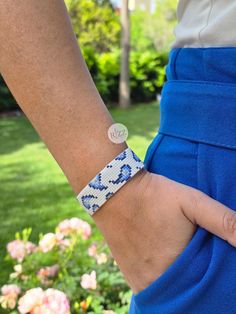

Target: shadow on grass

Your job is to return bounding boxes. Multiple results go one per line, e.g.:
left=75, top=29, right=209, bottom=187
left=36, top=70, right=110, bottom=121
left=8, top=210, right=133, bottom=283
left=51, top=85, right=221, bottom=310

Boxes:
left=0, top=116, right=40, bottom=155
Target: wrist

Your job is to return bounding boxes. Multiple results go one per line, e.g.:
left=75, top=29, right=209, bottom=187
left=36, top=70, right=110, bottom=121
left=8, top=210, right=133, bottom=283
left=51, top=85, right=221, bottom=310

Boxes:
left=77, top=147, right=145, bottom=216
left=92, top=168, right=149, bottom=228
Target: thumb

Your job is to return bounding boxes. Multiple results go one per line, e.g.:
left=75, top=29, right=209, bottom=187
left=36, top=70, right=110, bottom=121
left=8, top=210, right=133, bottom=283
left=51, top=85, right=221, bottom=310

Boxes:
left=183, top=188, right=236, bottom=247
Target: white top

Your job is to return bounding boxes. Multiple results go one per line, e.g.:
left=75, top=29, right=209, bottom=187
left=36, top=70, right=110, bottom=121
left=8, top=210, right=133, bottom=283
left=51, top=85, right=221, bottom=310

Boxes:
left=172, top=0, right=236, bottom=48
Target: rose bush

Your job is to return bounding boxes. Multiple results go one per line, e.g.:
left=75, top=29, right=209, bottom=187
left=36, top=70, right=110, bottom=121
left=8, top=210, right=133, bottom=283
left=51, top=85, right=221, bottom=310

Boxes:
left=1, top=218, right=131, bottom=314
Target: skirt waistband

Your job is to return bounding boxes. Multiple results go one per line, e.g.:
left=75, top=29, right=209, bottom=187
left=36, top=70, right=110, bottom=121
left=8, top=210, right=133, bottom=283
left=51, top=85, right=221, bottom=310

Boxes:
left=158, top=80, right=236, bottom=149
left=166, top=47, right=236, bottom=83
left=159, top=48, right=236, bottom=149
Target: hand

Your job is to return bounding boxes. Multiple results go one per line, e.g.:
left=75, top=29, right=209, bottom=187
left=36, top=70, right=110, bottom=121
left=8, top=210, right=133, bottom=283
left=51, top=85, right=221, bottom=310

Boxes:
left=93, top=169, right=236, bottom=294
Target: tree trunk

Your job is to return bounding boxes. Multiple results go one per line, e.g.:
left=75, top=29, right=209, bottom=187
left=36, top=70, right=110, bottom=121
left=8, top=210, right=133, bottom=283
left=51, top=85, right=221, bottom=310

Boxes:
left=119, top=0, right=130, bottom=108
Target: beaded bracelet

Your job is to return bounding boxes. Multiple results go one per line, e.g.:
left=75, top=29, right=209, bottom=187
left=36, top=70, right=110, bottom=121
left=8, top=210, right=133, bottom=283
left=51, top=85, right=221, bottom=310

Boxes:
left=77, top=147, right=144, bottom=215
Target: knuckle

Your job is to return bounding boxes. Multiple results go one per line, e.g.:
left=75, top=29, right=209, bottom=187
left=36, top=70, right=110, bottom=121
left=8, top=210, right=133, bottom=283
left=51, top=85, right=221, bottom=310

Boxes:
left=185, top=190, right=204, bottom=225
left=222, top=211, right=236, bottom=237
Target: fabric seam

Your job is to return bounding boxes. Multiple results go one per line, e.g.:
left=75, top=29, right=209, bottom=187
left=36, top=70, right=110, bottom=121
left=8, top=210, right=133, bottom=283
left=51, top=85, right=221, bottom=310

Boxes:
left=159, top=131, right=236, bottom=150
left=173, top=48, right=182, bottom=80
left=165, top=80, right=236, bottom=89
left=147, top=133, right=165, bottom=170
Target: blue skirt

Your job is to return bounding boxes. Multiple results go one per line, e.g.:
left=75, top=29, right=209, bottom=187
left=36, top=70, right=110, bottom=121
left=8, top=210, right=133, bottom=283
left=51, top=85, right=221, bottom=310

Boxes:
left=129, top=47, right=236, bottom=314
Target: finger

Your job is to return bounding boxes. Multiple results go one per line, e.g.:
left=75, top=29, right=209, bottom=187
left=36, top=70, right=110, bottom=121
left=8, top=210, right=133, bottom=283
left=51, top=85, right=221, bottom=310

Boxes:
left=183, top=188, right=236, bottom=247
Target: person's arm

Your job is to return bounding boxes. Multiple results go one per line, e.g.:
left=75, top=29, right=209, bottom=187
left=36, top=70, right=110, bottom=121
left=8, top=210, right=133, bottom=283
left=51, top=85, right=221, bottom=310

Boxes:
left=1, top=0, right=236, bottom=294
left=0, top=0, right=127, bottom=193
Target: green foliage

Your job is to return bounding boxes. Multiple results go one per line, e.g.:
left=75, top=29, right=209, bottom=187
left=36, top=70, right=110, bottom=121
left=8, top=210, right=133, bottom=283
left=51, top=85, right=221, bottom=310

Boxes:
left=65, top=0, right=121, bottom=53
left=148, top=0, right=178, bottom=52
left=82, top=46, right=99, bottom=75
left=0, top=49, right=167, bottom=112
left=0, top=75, right=18, bottom=112
left=0, top=0, right=173, bottom=112
left=130, top=50, right=168, bottom=102
left=131, top=0, right=178, bottom=53
left=2, top=223, right=131, bottom=313
left=87, top=49, right=168, bottom=103
left=93, top=48, right=120, bottom=103
left=130, top=9, right=155, bottom=52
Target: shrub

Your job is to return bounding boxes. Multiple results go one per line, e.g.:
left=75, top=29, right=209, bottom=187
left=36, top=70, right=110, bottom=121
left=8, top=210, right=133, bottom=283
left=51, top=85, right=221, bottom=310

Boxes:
left=1, top=218, right=131, bottom=314
left=94, top=49, right=120, bottom=103
left=85, top=48, right=168, bottom=104
left=130, top=50, right=167, bottom=102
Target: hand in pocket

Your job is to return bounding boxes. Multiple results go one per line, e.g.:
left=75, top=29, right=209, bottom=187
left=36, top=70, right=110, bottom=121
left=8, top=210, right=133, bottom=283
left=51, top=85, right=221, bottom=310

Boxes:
left=96, top=170, right=236, bottom=295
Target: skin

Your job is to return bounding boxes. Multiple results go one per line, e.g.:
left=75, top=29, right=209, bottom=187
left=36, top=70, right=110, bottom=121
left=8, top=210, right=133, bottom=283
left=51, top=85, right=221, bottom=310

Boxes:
left=1, top=0, right=236, bottom=294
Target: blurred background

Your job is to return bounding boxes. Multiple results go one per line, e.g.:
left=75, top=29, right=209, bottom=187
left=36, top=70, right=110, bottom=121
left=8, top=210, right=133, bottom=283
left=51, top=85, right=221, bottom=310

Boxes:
left=0, top=1, right=177, bottom=313
left=0, top=0, right=177, bottom=112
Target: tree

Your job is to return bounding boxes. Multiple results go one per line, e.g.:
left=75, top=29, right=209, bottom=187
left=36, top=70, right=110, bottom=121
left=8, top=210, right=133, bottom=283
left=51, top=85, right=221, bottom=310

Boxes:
left=119, top=0, right=131, bottom=108
left=65, top=0, right=121, bottom=53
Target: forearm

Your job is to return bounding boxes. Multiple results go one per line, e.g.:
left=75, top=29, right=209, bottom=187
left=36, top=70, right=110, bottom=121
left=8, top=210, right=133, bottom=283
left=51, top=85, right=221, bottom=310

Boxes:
left=0, top=0, right=151, bottom=291
left=0, top=0, right=128, bottom=196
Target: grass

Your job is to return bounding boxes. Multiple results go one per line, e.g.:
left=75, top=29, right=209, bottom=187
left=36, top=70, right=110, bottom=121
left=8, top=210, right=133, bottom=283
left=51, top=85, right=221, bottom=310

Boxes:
left=0, top=102, right=160, bottom=286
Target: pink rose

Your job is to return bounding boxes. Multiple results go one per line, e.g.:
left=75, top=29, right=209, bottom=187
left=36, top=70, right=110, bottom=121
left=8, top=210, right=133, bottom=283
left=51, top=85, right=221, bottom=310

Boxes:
left=57, top=219, right=71, bottom=235
left=7, top=240, right=36, bottom=262
left=37, top=265, right=59, bottom=284
left=1, top=284, right=21, bottom=296
left=0, top=284, right=21, bottom=309
left=87, top=243, right=97, bottom=257
left=18, top=288, right=44, bottom=314
left=40, top=289, right=70, bottom=314
left=88, top=244, right=107, bottom=264
left=18, top=288, right=70, bottom=314
left=80, top=270, right=97, bottom=290
left=57, top=218, right=91, bottom=239
left=39, top=233, right=63, bottom=253
left=37, top=264, right=59, bottom=278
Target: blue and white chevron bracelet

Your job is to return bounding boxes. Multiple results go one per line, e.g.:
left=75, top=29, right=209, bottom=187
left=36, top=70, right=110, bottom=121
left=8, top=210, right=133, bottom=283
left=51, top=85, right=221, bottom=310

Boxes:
left=76, top=147, right=145, bottom=216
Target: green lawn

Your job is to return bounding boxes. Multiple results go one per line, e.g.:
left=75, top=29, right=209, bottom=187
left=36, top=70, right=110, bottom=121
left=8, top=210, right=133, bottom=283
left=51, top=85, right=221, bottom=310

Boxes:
left=0, top=102, right=160, bottom=286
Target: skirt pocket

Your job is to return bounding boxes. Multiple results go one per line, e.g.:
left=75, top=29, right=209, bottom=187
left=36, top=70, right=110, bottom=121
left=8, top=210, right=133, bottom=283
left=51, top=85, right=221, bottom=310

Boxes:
left=143, top=132, right=165, bottom=171
left=130, top=133, right=210, bottom=314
